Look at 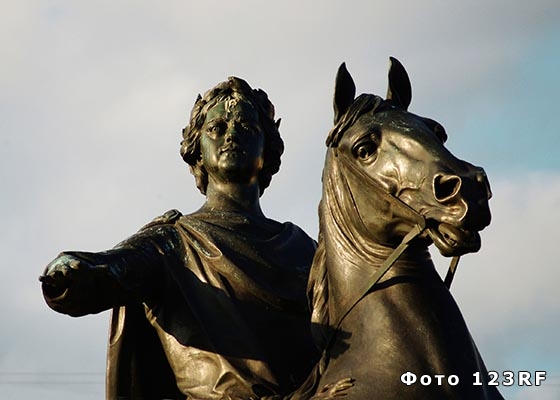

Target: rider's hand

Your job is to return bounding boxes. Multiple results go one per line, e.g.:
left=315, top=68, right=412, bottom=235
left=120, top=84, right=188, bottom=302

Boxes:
left=39, top=253, right=94, bottom=298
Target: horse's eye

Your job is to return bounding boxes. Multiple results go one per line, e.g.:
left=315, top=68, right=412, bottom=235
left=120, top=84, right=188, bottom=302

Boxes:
left=353, top=141, right=377, bottom=160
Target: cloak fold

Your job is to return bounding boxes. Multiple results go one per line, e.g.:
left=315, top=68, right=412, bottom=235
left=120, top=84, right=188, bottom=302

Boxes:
left=99, top=211, right=317, bottom=399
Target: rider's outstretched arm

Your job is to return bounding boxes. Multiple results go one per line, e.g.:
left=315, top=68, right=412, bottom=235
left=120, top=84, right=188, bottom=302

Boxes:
left=40, top=224, right=181, bottom=317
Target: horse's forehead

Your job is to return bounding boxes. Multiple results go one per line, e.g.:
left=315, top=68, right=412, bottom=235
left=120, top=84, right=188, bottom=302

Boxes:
left=341, top=110, right=434, bottom=144
left=374, top=110, right=435, bottom=133
left=343, top=110, right=445, bottom=143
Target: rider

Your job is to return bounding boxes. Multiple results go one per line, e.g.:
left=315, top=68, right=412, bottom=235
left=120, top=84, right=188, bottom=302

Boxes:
left=41, top=77, right=318, bottom=399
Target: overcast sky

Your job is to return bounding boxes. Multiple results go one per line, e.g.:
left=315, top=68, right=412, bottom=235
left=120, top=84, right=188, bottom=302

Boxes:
left=2, top=1, right=560, bottom=399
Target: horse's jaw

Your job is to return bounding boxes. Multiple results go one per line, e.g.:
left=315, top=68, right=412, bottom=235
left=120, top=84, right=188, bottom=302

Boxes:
left=426, top=222, right=482, bottom=257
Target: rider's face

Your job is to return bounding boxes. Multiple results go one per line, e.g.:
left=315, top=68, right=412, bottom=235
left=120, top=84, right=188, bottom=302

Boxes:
left=200, top=98, right=265, bottom=185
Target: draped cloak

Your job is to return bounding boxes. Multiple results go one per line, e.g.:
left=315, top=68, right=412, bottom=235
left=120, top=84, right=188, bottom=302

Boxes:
left=43, top=210, right=318, bottom=400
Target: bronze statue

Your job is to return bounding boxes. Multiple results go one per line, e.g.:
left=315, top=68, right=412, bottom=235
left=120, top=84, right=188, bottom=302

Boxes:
left=40, top=61, right=504, bottom=400
left=40, top=77, right=319, bottom=399
left=300, top=59, right=504, bottom=399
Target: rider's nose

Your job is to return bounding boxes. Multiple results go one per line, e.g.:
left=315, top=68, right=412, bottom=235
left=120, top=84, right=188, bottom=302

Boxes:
left=433, top=173, right=462, bottom=203
left=224, top=127, right=239, bottom=144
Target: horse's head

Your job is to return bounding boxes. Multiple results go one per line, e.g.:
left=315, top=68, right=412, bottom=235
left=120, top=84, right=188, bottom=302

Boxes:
left=325, top=58, right=491, bottom=257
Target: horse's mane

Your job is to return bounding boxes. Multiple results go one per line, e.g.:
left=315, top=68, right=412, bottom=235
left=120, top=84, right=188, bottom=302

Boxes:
left=309, top=93, right=387, bottom=350
left=325, top=94, right=387, bottom=147
left=308, top=216, right=329, bottom=351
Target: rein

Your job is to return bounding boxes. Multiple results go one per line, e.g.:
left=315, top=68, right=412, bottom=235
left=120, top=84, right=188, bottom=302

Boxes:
left=332, top=149, right=460, bottom=330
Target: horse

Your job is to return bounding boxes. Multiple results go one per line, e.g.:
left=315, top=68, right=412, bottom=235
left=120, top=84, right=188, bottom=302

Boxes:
left=300, top=59, right=504, bottom=399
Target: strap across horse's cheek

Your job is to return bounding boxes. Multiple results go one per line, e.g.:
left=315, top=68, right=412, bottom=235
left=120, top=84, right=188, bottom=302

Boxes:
left=344, top=152, right=424, bottom=216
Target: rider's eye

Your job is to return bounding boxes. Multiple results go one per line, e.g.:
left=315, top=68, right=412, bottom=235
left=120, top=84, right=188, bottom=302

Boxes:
left=353, top=140, right=377, bottom=160
left=207, top=123, right=225, bottom=135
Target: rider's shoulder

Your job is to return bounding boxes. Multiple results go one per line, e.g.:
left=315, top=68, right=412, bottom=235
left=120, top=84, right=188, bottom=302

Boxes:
left=281, top=221, right=318, bottom=249
left=140, top=209, right=183, bottom=231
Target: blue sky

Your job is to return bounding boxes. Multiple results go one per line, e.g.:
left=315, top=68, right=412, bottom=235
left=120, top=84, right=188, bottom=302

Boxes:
left=1, top=1, right=560, bottom=399
left=451, top=26, right=560, bottom=175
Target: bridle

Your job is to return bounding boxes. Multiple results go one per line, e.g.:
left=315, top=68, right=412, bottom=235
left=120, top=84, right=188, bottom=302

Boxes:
left=332, top=148, right=461, bottom=330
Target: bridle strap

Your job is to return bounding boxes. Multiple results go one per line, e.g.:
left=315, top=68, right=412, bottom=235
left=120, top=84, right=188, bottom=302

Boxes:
left=444, top=256, right=460, bottom=289
left=333, top=223, right=425, bottom=330
left=332, top=151, right=461, bottom=331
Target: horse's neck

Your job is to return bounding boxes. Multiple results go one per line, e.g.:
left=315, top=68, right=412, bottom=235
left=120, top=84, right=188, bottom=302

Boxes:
left=323, top=232, right=435, bottom=327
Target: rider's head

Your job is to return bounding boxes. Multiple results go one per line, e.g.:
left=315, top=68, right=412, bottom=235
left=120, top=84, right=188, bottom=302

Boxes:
left=180, top=77, right=283, bottom=196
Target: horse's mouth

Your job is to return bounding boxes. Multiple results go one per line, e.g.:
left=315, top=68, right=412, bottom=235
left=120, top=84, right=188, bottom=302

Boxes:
left=427, top=223, right=481, bottom=257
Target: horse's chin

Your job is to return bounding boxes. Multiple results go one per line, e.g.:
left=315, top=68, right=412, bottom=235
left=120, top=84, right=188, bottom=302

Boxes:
left=427, top=223, right=481, bottom=257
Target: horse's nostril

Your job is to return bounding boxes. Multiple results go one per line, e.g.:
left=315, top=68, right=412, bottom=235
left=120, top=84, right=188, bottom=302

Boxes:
left=434, top=174, right=462, bottom=202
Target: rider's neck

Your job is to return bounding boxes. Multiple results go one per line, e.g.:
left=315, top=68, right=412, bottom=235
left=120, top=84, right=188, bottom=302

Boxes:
left=203, top=180, right=264, bottom=217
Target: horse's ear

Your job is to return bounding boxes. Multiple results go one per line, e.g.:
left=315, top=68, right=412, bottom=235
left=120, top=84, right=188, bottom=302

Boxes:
left=386, top=57, right=412, bottom=110
left=334, top=62, right=356, bottom=124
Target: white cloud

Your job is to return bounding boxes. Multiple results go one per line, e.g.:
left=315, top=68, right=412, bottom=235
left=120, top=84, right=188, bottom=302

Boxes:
left=511, top=374, right=560, bottom=399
